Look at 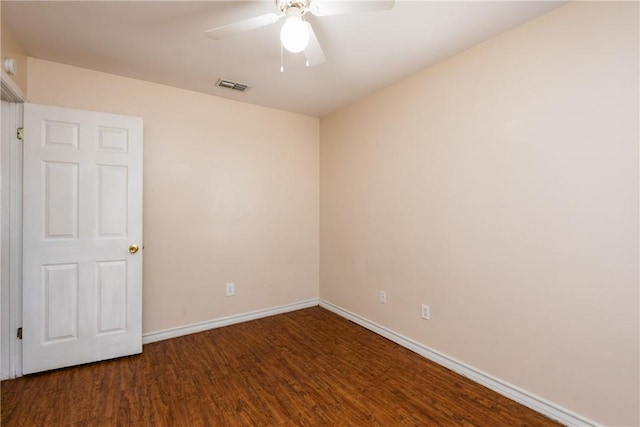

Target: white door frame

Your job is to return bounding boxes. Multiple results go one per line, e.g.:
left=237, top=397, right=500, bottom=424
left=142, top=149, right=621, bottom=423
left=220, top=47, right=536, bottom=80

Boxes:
left=1, top=70, right=26, bottom=379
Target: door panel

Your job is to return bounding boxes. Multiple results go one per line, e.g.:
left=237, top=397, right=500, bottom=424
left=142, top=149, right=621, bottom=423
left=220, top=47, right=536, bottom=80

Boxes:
left=22, top=103, right=143, bottom=374
left=44, top=161, right=79, bottom=239
left=97, top=165, right=128, bottom=236
left=44, top=120, right=79, bottom=149
left=43, top=263, right=79, bottom=342
left=96, top=260, right=128, bottom=334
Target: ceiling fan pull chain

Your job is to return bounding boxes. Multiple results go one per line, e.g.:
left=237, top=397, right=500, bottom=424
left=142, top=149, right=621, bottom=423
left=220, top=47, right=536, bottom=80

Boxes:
left=280, top=43, right=285, bottom=73
left=302, top=14, right=309, bottom=66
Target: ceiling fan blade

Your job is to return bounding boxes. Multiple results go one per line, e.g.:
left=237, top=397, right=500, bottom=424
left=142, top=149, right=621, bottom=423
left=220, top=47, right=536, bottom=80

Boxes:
left=309, top=0, right=395, bottom=17
left=303, top=22, right=325, bottom=67
left=205, top=13, right=281, bottom=39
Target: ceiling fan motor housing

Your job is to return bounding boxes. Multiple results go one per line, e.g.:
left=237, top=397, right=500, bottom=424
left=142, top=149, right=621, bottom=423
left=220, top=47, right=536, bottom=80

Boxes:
left=277, top=0, right=311, bottom=14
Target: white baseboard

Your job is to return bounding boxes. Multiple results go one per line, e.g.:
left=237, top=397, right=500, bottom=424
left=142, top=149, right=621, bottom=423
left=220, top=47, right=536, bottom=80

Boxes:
left=142, top=299, right=319, bottom=344
left=319, top=299, right=598, bottom=427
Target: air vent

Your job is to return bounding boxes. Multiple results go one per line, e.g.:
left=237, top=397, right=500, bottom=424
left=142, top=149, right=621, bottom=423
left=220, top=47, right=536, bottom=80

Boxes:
left=216, top=79, right=251, bottom=92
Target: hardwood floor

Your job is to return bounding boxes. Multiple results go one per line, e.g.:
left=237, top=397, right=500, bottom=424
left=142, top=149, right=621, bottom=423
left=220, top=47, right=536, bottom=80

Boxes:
left=2, top=307, right=560, bottom=426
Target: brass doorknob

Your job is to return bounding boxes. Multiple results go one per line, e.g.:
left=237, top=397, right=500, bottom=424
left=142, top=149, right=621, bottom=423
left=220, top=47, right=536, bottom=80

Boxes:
left=129, top=244, right=139, bottom=254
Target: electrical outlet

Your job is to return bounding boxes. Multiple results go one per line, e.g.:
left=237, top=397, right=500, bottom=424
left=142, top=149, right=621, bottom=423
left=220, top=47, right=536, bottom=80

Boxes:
left=379, top=290, right=387, bottom=304
left=226, top=282, right=235, bottom=297
left=421, top=304, right=430, bottom=320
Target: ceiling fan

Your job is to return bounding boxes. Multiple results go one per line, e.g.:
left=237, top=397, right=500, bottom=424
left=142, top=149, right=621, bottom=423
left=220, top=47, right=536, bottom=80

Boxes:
left=205, top=0, right=395, bottom=68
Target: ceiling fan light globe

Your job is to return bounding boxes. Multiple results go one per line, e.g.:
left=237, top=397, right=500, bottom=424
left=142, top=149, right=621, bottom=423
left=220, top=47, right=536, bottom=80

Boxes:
left=280, top=16, right=310, bottom=53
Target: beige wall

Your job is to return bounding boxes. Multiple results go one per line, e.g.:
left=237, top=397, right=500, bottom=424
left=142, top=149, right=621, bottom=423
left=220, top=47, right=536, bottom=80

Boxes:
left=320, top=2, right=639, bottom=426
left=1, top=16, right=28, bottom=94
left=27, top=58, right=319, bottom=333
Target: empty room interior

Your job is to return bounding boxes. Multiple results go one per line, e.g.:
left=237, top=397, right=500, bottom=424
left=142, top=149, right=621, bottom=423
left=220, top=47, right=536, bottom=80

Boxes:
left=0, top=1, right=638, bottom=426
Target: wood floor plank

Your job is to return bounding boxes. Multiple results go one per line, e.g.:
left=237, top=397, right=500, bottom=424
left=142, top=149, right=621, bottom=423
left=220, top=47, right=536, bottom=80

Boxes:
left=1, top=307, right=560, bottom=426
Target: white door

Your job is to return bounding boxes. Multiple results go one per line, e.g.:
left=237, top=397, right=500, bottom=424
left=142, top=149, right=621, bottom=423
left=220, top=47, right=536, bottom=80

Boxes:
left=22, top=103, right=143, bottom=374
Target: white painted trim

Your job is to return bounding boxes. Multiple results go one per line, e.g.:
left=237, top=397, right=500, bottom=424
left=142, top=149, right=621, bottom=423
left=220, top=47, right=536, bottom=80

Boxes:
left=11, top=104, right=23, bottom=379
left=0, top=72, right=26, bottom=380
left=143, top=299, right=319, bottom=344
left=319, top=299, right=598, bottom=427
left=1, top=101, right=23, bottom=379
left=1, top=71, right=26, bottom=103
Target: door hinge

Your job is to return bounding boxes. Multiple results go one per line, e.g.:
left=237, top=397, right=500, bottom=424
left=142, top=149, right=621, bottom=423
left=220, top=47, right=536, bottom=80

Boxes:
left=17, top=127, right=24, bottom=140
left=17, top=327, right=22, bottom=340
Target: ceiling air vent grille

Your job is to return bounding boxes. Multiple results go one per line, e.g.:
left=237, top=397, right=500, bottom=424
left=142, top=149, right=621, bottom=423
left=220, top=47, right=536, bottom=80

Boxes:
left=216, top=79, right=250, bottom=92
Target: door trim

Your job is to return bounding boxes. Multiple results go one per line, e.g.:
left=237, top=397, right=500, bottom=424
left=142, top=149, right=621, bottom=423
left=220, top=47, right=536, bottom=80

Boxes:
left=1, top=71, right=26, bottom=379
left=1, top=70, right=26, bottom=103
left=1, top=99, right=24, bottom=379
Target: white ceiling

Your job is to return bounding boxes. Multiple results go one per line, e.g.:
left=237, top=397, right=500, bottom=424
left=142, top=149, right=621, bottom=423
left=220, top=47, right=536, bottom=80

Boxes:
left=2, top=1, right=564, bottom=117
